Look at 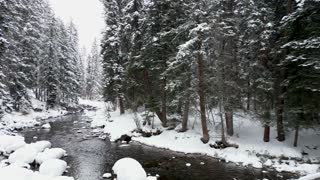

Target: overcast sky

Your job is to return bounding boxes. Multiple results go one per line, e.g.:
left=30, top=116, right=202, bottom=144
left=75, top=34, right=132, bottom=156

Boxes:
left=48, top=0, right=105, bottom=51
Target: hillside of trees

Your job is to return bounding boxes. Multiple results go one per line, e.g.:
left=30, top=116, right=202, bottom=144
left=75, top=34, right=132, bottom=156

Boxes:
left=0, top=0, right=102, bottom=114
left=101, top=0, right=320, bottom=145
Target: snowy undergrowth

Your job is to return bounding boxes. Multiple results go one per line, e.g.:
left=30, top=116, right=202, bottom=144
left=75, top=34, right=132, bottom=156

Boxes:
left=0, top=95, right=69, bottom=132
left=0, top=134, right=73, bottom=180
left=86, top=100, right=320, bottom=176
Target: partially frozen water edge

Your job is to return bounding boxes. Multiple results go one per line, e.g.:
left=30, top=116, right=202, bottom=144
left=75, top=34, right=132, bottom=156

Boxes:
left=22, top=114, right=298, bottom=180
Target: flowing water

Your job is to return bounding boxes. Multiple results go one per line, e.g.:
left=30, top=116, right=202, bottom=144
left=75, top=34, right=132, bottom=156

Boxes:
left=22, top=114, right=297, bottom=180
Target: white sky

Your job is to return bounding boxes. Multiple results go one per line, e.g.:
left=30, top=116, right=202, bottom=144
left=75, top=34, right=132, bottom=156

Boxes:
left=48, top=0, right=105, bottom=51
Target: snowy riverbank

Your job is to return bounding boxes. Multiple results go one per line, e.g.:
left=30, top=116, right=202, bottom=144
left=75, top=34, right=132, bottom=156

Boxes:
left=0, top=135, right=73, bottom=180
left=0, top=97, right=93, bottom=133
left=85, top=100, right=320, bottom=177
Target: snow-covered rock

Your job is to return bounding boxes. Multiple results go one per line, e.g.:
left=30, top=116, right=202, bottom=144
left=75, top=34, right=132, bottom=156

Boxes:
left=30, top=141, right=52, bottom=153
left=112, top=158, right=147, bottom=180
left=39, top=159, right=67, bottom=176
left=8, top=145, right=38, bottom=164
left=36, top=148, right=66, bottom=164
left=0, top=135, right=26, bottom=154
left=42, top=123, right=51, bottom=129
left=103, top=173, right=112, bottom=178
left=0, top=166, right=74, bottom=180
left=0, top=165, right=34, bottom=179
left=146, top=176, right=157, bottom=180
left=52, top=176, right=75, bottom=180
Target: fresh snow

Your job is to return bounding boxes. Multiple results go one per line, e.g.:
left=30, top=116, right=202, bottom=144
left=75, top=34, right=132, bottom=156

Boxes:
left=0, top=134, right=73, bottom=180
left=0, top=93, right=71, bottom=132
left=0, top=165, right=73, bottom=180
left=31, top=141, right=52, bottom=153
left=299, top=172, right=320, bottom=180
left=42, top=123, right=51, bottom=129
left=85, top=100, right=320, bottom=176
left=112, top=158, right=147, bottom=180
left=8, top=145, right=38, bottom=164
left=36, top=148, right=66, bottom=164
left=39, top=159, right=67, bottom=176
left=0, top=135, right=26, bottom=154
left=102, top=173, right=112, bottom=178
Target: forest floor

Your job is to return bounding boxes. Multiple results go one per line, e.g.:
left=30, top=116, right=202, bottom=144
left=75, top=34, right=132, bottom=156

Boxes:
left=82, top=100, right=320, bottom=177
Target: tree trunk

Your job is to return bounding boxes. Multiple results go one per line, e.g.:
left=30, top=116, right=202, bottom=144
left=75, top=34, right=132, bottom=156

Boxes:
left=180, top=76, right=191, bottom=132
left=294, top=112, right=302, bottom=147
left=180, top=98, right=190, bottom=132
left=220, top=108, right=227, bottom=144
left=197, top=33, right=209, bottom=144
left=225, top=111, right=234, bottom=136
left=275, top=78, right=286, bottom=142
left=119, top=96, right=125, bottom=115
left=293, top=124, right=299, bottom=147
left=247, top=80, right=250, bottom=111
left=160, top=78, right=167, bottom=127
left=263, top=125, right=270, bottom=142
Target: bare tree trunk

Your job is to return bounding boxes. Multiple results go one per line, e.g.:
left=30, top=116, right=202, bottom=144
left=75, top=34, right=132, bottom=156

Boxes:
left=263, top=124, right=270, bottom=142
left=220, top=113, right=227, bottom=144
left=197, top=33, right=209, bottom=144
left=225, top=111, right=234, bottom=136
left=294, top=112, right=302, bottom=147
left=161, top=78, right=167, bottom=127
left=180, top=98, right=190, bottom=132
left=180, top=76, right=191, bottom=132
left=293, top=124, right=299, bottom=147
left=119, top=96, right=125, bottom=115
left=247, top=80, right=250, bottom=111
left=275, top=78, right=285, bottom=141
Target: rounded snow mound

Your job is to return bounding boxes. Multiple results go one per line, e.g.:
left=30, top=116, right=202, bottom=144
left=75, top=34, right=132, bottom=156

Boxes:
left=112, top=158, right=147, bottom=180
left=36, top=148, right=66, bottom=164
left=39, top=159, right=67, bottom=176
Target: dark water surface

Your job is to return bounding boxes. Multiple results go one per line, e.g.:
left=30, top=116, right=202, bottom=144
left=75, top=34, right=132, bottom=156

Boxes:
left=22, top=114, right=296, bottom=180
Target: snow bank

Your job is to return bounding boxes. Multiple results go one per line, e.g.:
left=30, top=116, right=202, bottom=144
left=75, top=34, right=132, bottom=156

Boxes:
left=112, top=158, right=147, bottom=180
left=87, top=104, right=320, bottom=176
left=0, top=165, right=74, bottom=180
left=0, top=165, right=34, bottom=179
left=299, top=172, right=320, bottom=180
left=0, top=135, right=26, bottom=154
left=9, top=145, right=38, bottom=164
left=0, top=93, right=69, bottom=132
left=39, top=159, right=67, bottom=176
left=36, top=148, right=66, bottom=164
left=31, top=141, right=52, bottom=153
left=0, top=133, right=73, bottom=179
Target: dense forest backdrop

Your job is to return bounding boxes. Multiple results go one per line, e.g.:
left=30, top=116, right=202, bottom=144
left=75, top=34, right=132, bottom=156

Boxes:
left=0, top=0, right=102, bottom=113
left=101, top=0, right=320, bottom=144
left=0, top=0, right=319, bottom=146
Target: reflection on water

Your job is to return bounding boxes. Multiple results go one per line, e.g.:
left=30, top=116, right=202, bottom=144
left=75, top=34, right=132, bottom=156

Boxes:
left=23, top=114, right=296, bottom=180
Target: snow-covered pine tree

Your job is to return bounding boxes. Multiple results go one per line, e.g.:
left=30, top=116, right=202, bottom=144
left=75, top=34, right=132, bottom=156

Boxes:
left=101, top=0, right=127, bottom=114
left=276, top=0, right=320, bottom=146
left=45, top=16, right=60, bottom=109
left=66, top=21, right=81, bottom=104
left=85, top=39, right=102, bottom=100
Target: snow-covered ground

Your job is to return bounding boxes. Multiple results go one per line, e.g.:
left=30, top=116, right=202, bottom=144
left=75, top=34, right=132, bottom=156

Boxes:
left=0, top=96, right=70, bottom=132
left=85, top=100, right=320, bottom=177
left=0, top=135, right=73, bottom=180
